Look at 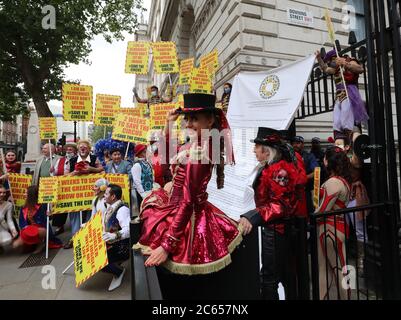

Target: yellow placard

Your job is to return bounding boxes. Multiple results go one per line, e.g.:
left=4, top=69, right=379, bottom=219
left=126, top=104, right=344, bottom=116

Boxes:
left=150, top=103, right=177, bottom=130
left=8, top=173, right=32, bottom=214
left=200, top=49, right=219, bottom=76
left=189, top=68, right=213, bottom=94
left=39, top=117, right=58, bottom=140
left=324, top=9, right=336, bottom=43
left=112, top=114, right=150, bottom=144
left=73, top=212, right=109, bottom=287
left=94, top=94, right=121, bottom=126
left=53, top=174, right=104, bottom=214
left=62, top=83, right=93, bottom=121
left=179, top=58, right=194, bottom=85
left=125, top=41, right=150, bottom=74
left=38, top=176, right=59, bottom=204
left=313, top=167, right=321, bottom=209
left=105, top=174, right=130, bottom=206
left=152, top=42, right=179, bottom=74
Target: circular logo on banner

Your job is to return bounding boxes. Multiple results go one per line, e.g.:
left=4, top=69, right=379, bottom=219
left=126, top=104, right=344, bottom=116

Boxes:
left=259, top=75, right=280, bottom=99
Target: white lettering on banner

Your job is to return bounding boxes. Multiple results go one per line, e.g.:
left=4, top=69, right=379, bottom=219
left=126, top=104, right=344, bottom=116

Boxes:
left=207, top=55, right=316, bottom=221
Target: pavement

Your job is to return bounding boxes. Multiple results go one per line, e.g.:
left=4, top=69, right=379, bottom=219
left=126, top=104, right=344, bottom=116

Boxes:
left=0, top=221, right=131, bottom=300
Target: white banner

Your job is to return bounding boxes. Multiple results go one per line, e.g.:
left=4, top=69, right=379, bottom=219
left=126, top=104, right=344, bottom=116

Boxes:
left=208, top=55, right=315, bottom=221
left=227, top=54, right=316, bottom=130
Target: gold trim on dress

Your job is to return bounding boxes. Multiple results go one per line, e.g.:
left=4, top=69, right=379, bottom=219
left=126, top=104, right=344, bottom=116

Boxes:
left=132, top=226, right=243, bottom=276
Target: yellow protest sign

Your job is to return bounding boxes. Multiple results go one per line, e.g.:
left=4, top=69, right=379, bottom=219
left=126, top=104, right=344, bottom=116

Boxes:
left=177, top=94, right=184, bottom=108
left=313, top=167, right=321, bottom=209
left=53, top=174, right=103, bottom=214
left=73, top=212, right=108, bottom=287
left=105, top=174, right=130, bottom=206
left=152, top=42, right=179, bottom=74
left=8, top=174, right=32, bottom=212
left=112, top=114, right=150, bottom=144
left=39, top=117, right=58, bottom=140
left=125, top=41, right=150, bottom=74
left=189, top=68, right=213, bottom=94
left=324, top=8, right=336, bottom=44
left=38, top=177, right=59, bottom=204
left=62, top=83, right=93, bottom=121
left=150, top=103, right=176, bottom=130
left=179, top=58, right=194, bottom=85
left=200, top=49, right=219, bottom=76
left=94, top=94, right=121, bottom=126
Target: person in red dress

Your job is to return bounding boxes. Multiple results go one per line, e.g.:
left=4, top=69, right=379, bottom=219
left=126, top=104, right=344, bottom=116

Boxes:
left=133, top=93, right=242, bottom=275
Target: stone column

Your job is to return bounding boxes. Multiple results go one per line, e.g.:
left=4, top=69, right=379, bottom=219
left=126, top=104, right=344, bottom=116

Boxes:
left=24, top=103, right=41, bottom=162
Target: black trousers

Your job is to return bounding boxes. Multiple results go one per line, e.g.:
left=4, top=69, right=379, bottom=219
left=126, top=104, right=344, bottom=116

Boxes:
left=52, top=213, right=68, bottom=228
left=261, top=227, right=287, bottom=300
left=103, top=239, right=130, bottom=276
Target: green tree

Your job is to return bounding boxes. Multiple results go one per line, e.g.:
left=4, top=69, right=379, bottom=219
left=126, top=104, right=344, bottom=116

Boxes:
left=0, top=0, right=145, bottom=119
left=90, top=125, right=113, bottom=144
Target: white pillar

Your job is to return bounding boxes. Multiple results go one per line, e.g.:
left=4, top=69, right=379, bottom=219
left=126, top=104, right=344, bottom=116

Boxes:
left=24, top=103, right=41, bottom=162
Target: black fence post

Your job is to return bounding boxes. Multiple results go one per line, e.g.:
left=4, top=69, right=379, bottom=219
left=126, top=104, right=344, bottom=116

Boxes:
left=309, top=215, right=320, bottom=300
left=295, top=217, right=310, bottom=300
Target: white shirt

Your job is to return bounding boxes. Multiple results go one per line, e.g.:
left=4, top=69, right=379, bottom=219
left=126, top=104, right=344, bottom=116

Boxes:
left=77, top=155, right=90, bottom=163
left=131, top=160, right=146, bottom=197
left=103, top=200, right=130, bottom=240
left=91, top=196, right=108, bottom=218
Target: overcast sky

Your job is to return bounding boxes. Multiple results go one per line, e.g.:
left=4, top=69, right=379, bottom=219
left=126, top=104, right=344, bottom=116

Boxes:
left=50, top=0, right=152, bottom=114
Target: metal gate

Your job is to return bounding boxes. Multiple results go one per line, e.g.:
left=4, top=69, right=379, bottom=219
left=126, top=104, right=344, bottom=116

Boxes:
left=293, top=0, right=401, bottom=300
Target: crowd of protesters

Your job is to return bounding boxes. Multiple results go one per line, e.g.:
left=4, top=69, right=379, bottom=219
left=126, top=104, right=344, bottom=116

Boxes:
left=0, top=57, right=371, bottom=298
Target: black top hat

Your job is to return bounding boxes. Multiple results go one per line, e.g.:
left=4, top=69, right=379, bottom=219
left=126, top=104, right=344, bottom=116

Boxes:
left=250, top=127, right=283, bottom=146
left=177, top=93, right=217, bottom=113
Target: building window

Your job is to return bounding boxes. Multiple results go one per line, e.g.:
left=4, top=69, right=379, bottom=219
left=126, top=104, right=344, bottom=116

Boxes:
left=347, top=0, right=365, bottom=41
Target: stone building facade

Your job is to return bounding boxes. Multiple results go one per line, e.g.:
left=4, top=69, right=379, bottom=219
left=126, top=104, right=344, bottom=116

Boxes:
left=135, top=0, right=367, bottom=142
left=0, top=114, right=29, bottom=161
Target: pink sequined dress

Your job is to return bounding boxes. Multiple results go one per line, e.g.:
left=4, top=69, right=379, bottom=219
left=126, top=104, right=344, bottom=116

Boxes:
left=133, top=143, right=242, bottom=275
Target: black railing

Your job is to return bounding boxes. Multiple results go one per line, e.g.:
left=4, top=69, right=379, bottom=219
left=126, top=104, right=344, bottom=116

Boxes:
left=308, top=203, right=386, bottom=300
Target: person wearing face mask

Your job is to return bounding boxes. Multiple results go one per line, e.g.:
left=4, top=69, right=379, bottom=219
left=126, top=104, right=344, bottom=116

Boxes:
left=133, top=85, right=173, bottom=117
left=216, top=83, right=232, bottom=114
left=51, top=142, right=78, bottom=235
left=63, top=140, right=104, bottom=249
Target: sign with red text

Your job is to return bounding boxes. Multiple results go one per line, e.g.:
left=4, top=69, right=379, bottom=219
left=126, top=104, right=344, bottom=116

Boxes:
left=125, top=41, right=150, bottom=74
left=53, top=174, right=103, bottom=214
left=150, top=103, right=176, bottom=130
left=38, top=176, right=59, bottom=204
left=179, top=58, right=194, bottom=85
left=152, top=42, right=179, bottom=74
left=73, top=212, right=108, bottom=287
left=8, top=173, right=32, bottom=214
left=62, top=83, right=93, bottom=121
left=94, top=94, right=121, bottom=126
left=112, top=114, right=150, bottom=144
left=200, top=49, right=219, bottom=76
left=189, top=68, right=213, bottom=94
left=105, top=174, right=130, bottom=206
left=39, top=117, right=58, bottom=140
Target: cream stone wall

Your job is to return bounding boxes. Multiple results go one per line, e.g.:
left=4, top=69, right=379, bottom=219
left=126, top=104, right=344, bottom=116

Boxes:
left=136, top=0, right=366, bottom=142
